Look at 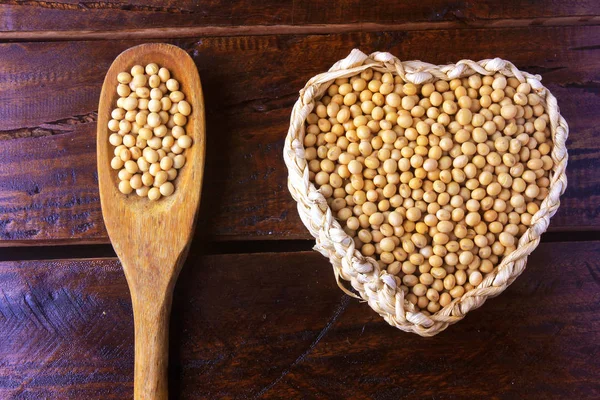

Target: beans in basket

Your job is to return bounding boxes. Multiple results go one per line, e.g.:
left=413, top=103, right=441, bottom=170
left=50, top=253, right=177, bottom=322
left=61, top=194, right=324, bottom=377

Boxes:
left=304, top=70, right=553, bottom=314
left=107, top=63, right=193, bottom=200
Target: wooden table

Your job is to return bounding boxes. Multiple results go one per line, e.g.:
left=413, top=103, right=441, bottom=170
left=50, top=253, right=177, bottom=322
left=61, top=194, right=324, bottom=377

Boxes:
left=1, top=2, right=599, bottom=399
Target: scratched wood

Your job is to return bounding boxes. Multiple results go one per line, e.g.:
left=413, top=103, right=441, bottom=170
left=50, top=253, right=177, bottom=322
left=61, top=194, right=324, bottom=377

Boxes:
left=0, top=27, right=599, bottom=245
left=0, top=124, right=103, bottom=244
left=1, top=0, right=598, bottom=33
left=0, top=242, right=598, bottom=399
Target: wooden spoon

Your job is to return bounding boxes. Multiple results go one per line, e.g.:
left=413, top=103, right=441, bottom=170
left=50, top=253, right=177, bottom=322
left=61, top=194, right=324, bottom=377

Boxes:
left=97, top=43, right=205, bottom=399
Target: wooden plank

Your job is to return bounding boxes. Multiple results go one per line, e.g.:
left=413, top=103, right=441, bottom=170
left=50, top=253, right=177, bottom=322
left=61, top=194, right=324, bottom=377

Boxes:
left=0, top=242, right=598, bottom=399
left=1, top=0, right=599, bottom=34
left=0, top=124, right=105, bottom=244
left=3, top=17, right=600, bottom=43
left=0, top=27, right=599, bottom=245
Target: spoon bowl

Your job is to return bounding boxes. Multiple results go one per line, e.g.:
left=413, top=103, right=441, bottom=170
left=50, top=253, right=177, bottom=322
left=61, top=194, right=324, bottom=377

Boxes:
left=97, top=43, right=205, bottom=399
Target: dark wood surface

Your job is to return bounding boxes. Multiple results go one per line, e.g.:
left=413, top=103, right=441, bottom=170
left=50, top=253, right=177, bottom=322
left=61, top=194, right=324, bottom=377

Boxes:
left=2, top=0, right=598, bottom=33
left=1, top=2, right=599, bottom=399
left=1, top=243, right=599, bottom=399
left=1, top=26, right=600, bottom=245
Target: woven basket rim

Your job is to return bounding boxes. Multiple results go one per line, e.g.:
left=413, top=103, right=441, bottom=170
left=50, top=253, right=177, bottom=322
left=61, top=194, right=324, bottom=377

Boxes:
left=284, top=49, right=569, bottom=336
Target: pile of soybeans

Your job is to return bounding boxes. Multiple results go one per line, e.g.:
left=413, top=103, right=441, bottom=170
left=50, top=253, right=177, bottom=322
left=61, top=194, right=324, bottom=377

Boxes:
left=107, top=63, right=193, bottom=201
left=304, top=69, right=553, bottom=314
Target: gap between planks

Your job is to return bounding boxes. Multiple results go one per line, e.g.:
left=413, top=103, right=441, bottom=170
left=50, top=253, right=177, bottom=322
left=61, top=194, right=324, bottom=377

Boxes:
left=1, top=16, right=599, bottom=42
left=1, top=232, right=600, bottom=262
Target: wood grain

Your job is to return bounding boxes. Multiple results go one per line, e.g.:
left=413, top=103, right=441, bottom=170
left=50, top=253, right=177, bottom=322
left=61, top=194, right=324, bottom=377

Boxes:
left=1, top=0, right=599, bottom=34
left=0, top=124, right=105, bottom=244
left=0, top=242, right=598, bottom=399
left=4, top=17, right=600, bottom=43
left=0, top=27, right=599, bottom=245
left=97, top=43, right=205, bottom=400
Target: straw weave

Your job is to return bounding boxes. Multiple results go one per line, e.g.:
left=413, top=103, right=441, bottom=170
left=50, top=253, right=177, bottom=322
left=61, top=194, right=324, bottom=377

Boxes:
left=284, top=49, right=568, bottom=336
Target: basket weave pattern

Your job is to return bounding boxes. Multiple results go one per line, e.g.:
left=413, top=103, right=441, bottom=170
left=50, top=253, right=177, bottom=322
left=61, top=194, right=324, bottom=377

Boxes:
left=284, top=49, right=568, bottom=336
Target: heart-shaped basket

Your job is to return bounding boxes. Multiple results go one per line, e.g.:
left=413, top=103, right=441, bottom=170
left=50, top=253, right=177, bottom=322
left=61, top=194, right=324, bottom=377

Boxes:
left=284, top=49, right=569, bottom=336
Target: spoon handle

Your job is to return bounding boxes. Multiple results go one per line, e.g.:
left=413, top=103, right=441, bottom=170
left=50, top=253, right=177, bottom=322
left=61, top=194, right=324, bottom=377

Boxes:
left=131, top=288, right=173, bottom=400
